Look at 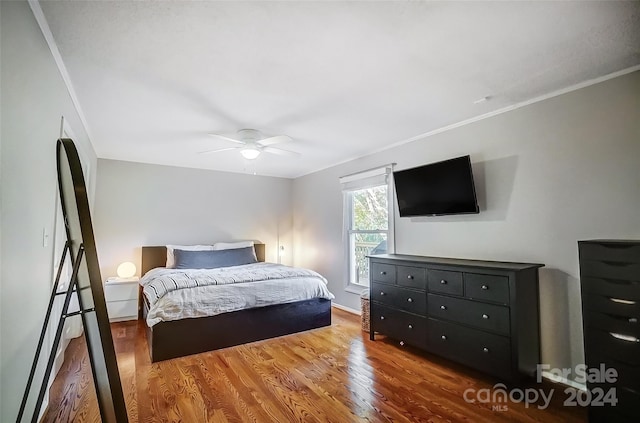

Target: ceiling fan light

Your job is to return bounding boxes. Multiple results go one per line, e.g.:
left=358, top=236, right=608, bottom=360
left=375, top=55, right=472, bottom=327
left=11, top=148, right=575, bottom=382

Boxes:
left=240, top=148, right=260, bottom=160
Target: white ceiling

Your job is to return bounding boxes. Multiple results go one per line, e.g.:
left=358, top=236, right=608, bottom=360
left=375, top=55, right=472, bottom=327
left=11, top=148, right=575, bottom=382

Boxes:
left=40, top=1, right=640, bottom=178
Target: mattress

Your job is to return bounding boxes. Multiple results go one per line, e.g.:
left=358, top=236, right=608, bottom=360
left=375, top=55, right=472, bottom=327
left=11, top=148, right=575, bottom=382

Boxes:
left=140, top=262, right=334, bottom=326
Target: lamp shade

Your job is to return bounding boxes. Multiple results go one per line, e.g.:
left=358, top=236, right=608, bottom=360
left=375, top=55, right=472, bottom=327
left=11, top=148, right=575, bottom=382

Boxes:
left=117, top=262, right=136, bottom=278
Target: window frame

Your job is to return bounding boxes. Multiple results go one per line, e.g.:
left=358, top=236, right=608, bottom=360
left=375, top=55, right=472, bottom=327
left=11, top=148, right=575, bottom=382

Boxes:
left=341, top=165, right=395, bottom=294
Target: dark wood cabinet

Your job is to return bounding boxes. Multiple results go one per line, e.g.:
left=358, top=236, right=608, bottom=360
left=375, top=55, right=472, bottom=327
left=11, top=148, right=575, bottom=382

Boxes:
left=369, top=254, right=543, bottom=382
left=579, top=240, right=640, bottom=422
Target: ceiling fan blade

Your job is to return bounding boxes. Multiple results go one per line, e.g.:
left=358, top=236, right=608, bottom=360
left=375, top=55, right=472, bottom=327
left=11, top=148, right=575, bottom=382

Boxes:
left=258, top=135, right=292, bottom=146
left=199, top=147, right=239, bottom=154
left=207, top=134, right=246, bottom=145
left=263, top=146, right=300, bottom=157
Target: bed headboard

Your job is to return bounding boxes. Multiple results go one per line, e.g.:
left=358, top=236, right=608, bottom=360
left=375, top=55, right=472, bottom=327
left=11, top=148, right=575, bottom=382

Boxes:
left=141, top=243, right=266, bottom=276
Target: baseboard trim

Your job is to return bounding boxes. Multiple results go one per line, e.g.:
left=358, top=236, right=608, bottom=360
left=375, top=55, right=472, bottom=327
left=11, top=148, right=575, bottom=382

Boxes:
left=541, top=371, right=587, bottom=391
left=331, top=303, right=361, bottom=316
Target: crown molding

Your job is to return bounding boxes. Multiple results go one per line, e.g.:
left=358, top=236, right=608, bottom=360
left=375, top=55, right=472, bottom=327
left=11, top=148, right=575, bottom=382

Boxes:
left=298, top=64, right=640, bottom=179
left=28, top=0, right=95, bottom=152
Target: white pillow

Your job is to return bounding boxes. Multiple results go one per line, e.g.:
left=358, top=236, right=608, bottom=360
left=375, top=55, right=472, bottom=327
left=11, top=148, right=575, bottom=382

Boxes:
left=213, top=241, right=254, bottom=251
left=166, top=244, right=214, bottom=268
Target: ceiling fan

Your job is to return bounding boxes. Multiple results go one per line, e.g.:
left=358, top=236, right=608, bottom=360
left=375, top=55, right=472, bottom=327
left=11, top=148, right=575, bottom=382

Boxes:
left=201, top=129, right=299, bottom=160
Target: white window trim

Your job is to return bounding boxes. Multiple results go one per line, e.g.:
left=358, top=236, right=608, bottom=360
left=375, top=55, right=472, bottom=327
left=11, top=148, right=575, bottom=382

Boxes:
left=340, top=164, right=395, bottom=294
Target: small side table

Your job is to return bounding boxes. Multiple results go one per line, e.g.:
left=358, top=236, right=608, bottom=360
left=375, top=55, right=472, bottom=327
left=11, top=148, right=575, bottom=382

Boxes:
left=104, top=277, right=139, bottom=322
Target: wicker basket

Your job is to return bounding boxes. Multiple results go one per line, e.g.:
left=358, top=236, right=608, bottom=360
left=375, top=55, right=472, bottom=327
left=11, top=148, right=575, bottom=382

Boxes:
left=360, top=291, right=370, bottom=333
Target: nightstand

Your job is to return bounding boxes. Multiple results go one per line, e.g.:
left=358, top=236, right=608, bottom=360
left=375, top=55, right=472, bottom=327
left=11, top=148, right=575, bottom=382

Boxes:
left=104, top=277, right=139, bottom=321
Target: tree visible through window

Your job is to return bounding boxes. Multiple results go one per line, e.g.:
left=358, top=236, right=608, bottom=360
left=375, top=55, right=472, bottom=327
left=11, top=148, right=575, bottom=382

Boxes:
left=348, top=185, right=389, bottom=287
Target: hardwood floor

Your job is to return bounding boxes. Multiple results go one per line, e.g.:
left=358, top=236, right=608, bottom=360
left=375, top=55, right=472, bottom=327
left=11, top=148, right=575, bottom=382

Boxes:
left=43, top=308, right=586, bottom=422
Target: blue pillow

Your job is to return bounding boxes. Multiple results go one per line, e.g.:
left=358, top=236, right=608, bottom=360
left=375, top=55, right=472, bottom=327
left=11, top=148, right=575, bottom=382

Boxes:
left=173, top=246, right=257, bottom=269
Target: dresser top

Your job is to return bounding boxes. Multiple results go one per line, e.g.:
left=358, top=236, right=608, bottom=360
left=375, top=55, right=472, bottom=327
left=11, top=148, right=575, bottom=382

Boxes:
left=368, top=254, right=544, bottom=271
left=578, top=239, right=640, bottom=245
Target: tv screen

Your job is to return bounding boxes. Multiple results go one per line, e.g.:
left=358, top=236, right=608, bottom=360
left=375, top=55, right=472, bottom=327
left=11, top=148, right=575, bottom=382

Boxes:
left=394, top=155, right=479, bottom=217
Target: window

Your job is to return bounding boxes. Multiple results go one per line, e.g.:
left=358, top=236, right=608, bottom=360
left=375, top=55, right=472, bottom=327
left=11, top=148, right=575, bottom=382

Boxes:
left=341, top=165, right=394, bottom=291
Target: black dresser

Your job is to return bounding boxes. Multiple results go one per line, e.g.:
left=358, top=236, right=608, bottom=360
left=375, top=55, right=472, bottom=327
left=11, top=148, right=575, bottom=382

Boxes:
left=369, top=254, right=543, bottom=382
left=578, top=240, right=640, bottom=422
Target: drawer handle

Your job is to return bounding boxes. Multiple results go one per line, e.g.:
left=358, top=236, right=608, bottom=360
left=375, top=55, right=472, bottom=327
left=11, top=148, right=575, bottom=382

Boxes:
left=441, top=335, right=447, bottom=340
left=481, top=285, right=489, bottom=290
left=407, top=275, right=414, bottom=280
left=380, top=271, right=387, bottom=275
left=599, top=244, right=635, bottom=250
left=610, top=297, right=636, bottom=305
left=408, top=324, right=413, bottom=329
left=407, top=298, right=413, bottom=303
left=380, top=291, right=385, bottom=296
left=440, top=305, right=447, bottom=310
left=440, top=280, right=447, bottom=285
left=610, top=333, right=639, bottom=343
left=399, top=341, right=405, bottom=346
left=482, top=314, right=489, bottom=319
left=603, top=261, right=633, bottom=267
left=630, top=318, right=638, bottom=324
left=380, top=316, right=385, bottom=320
left=483, top=347, right=490, bottom=353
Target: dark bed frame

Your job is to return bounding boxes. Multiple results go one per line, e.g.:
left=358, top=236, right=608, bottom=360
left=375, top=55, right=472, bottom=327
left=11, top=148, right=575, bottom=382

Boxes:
left=139, top=244, right=332, bottom=362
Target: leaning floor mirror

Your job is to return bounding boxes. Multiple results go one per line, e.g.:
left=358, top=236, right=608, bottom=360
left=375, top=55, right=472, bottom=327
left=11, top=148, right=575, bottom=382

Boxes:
left=17, top=139, right=128, bottom=422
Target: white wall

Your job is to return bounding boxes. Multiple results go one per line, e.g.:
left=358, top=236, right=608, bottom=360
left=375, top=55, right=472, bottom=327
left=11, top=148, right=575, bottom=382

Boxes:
left=94, top=159, right=293, bottom=278
left=293, top=71, right=640, bottom=382
left=0, top=1, right=97, bottom=420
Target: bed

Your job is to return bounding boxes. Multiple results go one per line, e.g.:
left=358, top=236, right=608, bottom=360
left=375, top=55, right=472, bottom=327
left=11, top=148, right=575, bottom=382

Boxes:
left=139, top=243, right=332, bottom=362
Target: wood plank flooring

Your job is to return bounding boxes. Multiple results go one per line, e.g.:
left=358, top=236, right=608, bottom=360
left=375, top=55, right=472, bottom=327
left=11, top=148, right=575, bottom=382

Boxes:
left=43, top=308, right=586, bottom=422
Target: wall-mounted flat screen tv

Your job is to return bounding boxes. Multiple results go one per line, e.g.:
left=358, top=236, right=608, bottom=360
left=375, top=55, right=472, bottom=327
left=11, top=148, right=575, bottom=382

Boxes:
left=394, top=155, right=479, bottom=217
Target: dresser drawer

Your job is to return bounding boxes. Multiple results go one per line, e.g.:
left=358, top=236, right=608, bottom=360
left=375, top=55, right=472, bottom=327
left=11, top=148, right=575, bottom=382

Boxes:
left=581, top=277, right=640, bottom=301
left=104, top=281, right=138, bottom=302
left=371, top=262, right=396, bottom=284
left=428, top=269, right=463, bottom=296
left=580, top=260, right=640, bottom=281
left=588, top=385, right=640, bottom=420
left=371, top=304, right=426, bottom=348
left=580, top=242, right=640, bottom=264
left=585, top=352, right=640, bottom=390
left=371, top=282, right=426, bottom=315
left=426, top=318, right=511, bottom=380
left=464, top=273, right=509, bottom=305
left=397, top=266, right=426, bottom=289
left=396, top=312, right=427, bottom=349
left=106, top=299, right=138, bottom=321
left=617, top=367, right=640, bottom=392
left=585, top=328, right=640, bottom=366
left=588, top=406, right=639, bottom=423
left=585, top=309, right=640, bottom=338
left=428, top=294, right=510, bottom=336
left=614, top=387, right=640, bottom=419
left=370, top=302, right=400, bottom=335
left=582, top=293, right=640, bottom=319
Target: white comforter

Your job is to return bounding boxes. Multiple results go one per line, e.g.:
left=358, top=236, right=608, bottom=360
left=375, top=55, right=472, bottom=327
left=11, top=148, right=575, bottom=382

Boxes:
left=140, top=263, right=334, bottom=327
